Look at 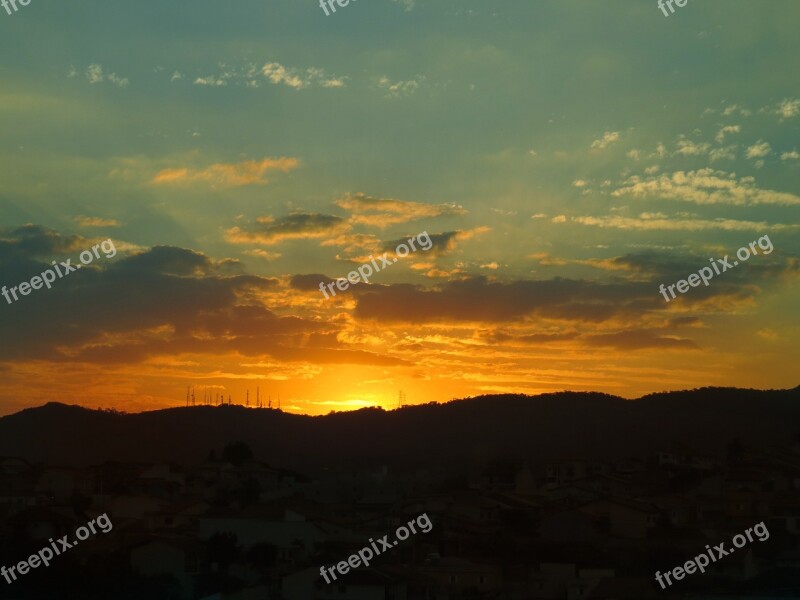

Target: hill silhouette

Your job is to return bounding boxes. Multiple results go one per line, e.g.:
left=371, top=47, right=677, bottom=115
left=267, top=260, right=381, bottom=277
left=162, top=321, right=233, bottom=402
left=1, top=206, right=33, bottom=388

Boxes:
left=1, top=386, right=798, bottom=470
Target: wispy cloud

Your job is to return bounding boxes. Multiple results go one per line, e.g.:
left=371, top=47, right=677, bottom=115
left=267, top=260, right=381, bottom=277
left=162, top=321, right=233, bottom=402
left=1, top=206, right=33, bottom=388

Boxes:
left=70, top=64, right=129, bottom=87
left=377, top=75, right=424, bottom=97
left=226, top=212, right=349, bottom=246
left=590, top=131, right=620, bottom=150
left=151, top=157, right=298, bottom=187
left=558, top=214, right=793, bottom=231
left=335, top=192, right=467, bottom=227
left=262, top=63, right=346, bottom=89
left=611, top=169, right=800, bottom=206
left=75, top=216, right=121, bottom=228
left=715, top=125, right=741, bottom=143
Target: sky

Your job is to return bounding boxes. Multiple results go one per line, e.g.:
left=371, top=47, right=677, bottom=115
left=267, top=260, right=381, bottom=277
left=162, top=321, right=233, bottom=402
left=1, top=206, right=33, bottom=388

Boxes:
left=0, top=0, right=798, bottom=416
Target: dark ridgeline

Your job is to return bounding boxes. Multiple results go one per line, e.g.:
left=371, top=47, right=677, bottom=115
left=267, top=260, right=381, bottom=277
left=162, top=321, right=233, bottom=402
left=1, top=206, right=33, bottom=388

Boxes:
left=0, top=387, right=798, bottom=470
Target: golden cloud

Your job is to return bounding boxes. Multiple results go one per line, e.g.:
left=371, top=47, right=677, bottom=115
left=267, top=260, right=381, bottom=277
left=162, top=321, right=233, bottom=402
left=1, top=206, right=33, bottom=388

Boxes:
left=152, top=157, right=298, bottom=187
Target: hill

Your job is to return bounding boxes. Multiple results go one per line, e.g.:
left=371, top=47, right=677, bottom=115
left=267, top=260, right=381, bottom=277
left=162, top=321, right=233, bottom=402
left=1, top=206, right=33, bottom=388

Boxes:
left=0, top=387, right=797, bottom=470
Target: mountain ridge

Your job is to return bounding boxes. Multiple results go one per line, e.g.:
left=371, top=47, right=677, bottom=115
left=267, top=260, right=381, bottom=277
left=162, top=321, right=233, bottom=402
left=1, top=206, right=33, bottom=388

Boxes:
left=1, top=386, right=797, bottom=470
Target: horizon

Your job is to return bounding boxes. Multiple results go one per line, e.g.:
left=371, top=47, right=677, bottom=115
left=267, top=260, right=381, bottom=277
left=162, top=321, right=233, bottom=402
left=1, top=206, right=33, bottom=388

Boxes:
left=3, top=383, right=798, bottom=419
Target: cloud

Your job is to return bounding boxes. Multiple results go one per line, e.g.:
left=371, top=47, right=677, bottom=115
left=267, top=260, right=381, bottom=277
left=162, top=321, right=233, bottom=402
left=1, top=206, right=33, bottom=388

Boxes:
left=584, top=331, right=698, bottom=350
left=573, top=179, right=588, bottom=188
left=0, top=235, right=331, bottom=364
left=194, top=76, right=227, bottom=87
left=382, top=227, right=489, bottom=257
left=151, top=157, right=298, bottom=187
left=75, top=216, right=121, bottom=228
left=781, top=149, right=800, bottom=162
left=611, top=169, right=800, bottom=206
left=226, top=212, right=349, bottom=246
left=243, top=249, right=281, bottom=261
left=674, top=136, right=710, bottom=156
left=774, top=98, right=800, bottom=119
left=745, top=140, right=772, bottom=160
left=262, top=62, right=346, bottom=90
left=590, top=131, right=620, bottom=150
left=377, top=76, right=424, bottom=97
left=709, top=145, right=737, bottom=162
left=560, top=214, right=793, bottom=231
left=715, top=125, right=741, bottom=143
left=722, top=104, right=751, bottom=117
left=82, top=64, right=129, bottom=88
left=335, top=192, right=467, bottom=227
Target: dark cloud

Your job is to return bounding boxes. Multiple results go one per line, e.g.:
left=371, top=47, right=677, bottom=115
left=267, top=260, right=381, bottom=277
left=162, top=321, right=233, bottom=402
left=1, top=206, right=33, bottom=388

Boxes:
left=226, top=212, right=348, bottom=246
left=584, top=331, right=699, bottom=350
left=353, top=276, right=660, bottom=323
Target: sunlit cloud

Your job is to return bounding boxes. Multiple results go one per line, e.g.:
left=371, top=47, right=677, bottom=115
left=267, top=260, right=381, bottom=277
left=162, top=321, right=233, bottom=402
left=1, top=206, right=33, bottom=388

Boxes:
left=151, top=157, right=298, bottom=187
left=611, top=169, right=800, bottom=206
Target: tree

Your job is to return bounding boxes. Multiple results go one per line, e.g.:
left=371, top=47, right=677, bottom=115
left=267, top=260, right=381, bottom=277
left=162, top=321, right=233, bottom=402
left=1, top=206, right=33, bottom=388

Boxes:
left=208, top=532, right=239, bottom=570
left=221, top=441, right=253, bottom=466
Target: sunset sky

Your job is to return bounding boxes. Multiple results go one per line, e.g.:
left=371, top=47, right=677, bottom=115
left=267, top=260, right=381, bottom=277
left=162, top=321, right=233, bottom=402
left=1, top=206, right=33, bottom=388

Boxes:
left=0, top=0, right=798, bottom=416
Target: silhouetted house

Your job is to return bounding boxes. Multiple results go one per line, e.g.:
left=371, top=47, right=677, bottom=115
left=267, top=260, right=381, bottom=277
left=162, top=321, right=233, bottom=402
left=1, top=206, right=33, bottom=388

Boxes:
left=769, top=490, right=800, bottom=534
left=9, top=505, right=80, bottom=543
left=129, top=538, right=202, bottom=599
left=199, top=507, right=328, bottom=563
left=477, top=459, right=535, bottom=492
left=283, top=566, right=407, bottom=600
left=585, top=576, right=659, bottom=599
left=418, top=556, right=502, bottom=596
left=546, top=460, right=609, bottom=485
left=137, top=463, right=186, bottom=499
left=577, top=497, right=661, bottom=539
left=567, top=568, right=615, bottom=600
left=0, top=456, right=38, bottom=512
left=35, top=466, right=93, bottom=503
left=538, top=509, right=603, bottom=544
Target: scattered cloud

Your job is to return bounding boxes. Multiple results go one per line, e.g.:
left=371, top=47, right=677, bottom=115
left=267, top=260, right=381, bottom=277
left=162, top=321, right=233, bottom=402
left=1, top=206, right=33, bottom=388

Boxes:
left=73, top=64, right=129, bottom=87
left=151, top=157, right=298, bottom=187
left=335, top=192, right=466, bottom=227
left=590, top=131, right=620, bottom=150
left=377, top=76, right=423, bottom=97
left=243, top=249, right=282, bottom=261
left=611, top=169, right=800, bottom=206
left=774, top=98, right=800, bottom=119
left=262, top=62, right=346, bottom=90
left=560, top=214, right=793, bottom=232
left=674, top=135, right=710, bottom=156
left=781, top=149, right=800, bottom=162
left=74, top=216, right=121, bottom=228
left=226, top=212, right=349, bottom=246
left=715, top=125, right=741, bottom=143
left=709, top=145, right=737, bottom=162
left=745, top=140, right=772, bottom=160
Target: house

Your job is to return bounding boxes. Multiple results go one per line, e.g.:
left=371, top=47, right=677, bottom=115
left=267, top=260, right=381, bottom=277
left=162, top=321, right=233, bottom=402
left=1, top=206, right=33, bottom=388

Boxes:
left=130, top=538, right=202, bottom=599
left=577, top=497, right=661, bottom=539
left=282, top=565, right=407, bottom=600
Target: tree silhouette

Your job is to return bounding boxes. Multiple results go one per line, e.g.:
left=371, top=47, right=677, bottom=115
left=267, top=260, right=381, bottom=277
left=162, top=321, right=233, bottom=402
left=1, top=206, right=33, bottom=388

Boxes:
left=221, top=441, right=253, bottom=466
